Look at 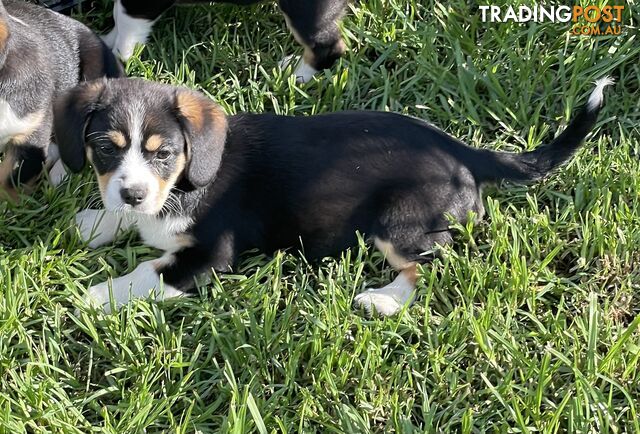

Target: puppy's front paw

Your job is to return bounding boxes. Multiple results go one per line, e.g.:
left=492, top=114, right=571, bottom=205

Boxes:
left=354, top=288, right=404, bottom=317
left=78, top=258, right=186, bottom=314
left=83, top=280, right=114, bottom=313
left=48, top=159, right=68, bottom=187
left=76, top=209, right=106, bottom=248
left=278, top=54, right=318, bottom=83
left=75, top=209, right=125, bottom=249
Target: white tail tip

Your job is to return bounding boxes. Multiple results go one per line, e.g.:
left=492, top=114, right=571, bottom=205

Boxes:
left=587, top=76, right=614, bottom=111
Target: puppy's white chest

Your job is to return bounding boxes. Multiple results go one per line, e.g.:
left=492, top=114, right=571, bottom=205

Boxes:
left=0, top=99, right=43, bottom=147
left=134, top=214, right=193, bottom=252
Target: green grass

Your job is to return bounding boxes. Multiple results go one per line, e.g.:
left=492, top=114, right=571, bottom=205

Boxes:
left=1, top=0, right=640, bottom=432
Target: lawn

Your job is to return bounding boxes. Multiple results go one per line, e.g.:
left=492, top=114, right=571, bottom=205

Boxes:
left=1, top=0, right=639, bottom=432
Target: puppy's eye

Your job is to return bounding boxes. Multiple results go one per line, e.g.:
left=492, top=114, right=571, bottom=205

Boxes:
left=156, top=149, right=171, bottom=161
left=97, top=143, right=116, bottom=155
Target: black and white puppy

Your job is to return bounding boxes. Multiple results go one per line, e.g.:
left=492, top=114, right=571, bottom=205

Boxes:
left=54, top=77, right=612, bottom=315
left=0, top=0, right=122, bottom=200
left=103, top=0, right=347, bottom=83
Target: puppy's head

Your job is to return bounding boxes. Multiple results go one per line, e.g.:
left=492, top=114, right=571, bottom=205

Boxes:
left=54, top=78, right=227, bottom=215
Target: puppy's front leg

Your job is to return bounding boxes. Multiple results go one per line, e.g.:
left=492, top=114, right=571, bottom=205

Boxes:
left=45, top=143, right=68, bottom=187
left=85, top=254, right=184, bottom=313
left=84, top=236, right=236, bottom=313
left=106, top=0, right=174, bottom=60
left=76, top=209, right=134, bottom=248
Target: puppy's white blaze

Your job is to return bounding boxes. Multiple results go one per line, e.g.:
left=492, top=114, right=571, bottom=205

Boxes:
left=104, top=101, right=159, bottom=213
left=109, top=0, right=155, bottom=60
left=85, top=255, right=184, bottom=313
left=0, top=100, right=43, bottom=147
left=587, top=76, right=614, bottom=111
left=354, top=269, right=416, bottom=316
left=105, top=148, right=158, bottom=212
left=128, top=100, right=145, bottom=152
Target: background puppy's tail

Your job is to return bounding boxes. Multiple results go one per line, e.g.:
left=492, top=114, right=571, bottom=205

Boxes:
left=474, top=77, right=613, bottom=184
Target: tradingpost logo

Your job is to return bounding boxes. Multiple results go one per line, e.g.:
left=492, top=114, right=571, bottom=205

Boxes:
left=479, top=4, right=625, bottom=36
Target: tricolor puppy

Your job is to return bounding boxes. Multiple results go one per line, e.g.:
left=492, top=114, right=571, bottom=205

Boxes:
left=103, top=0, right=347, bottom=83
left=0, top=0, right=122, bottom=200
left=54, top=77, right=612, bottom=315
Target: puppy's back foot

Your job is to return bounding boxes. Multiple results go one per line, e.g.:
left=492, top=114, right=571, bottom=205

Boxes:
left=353, top=266, right=417, bottom=317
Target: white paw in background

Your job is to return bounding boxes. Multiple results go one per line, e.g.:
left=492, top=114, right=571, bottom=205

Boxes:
left=75, top=209, right=128, bottom=249
left=278, top=54, right=318, bottom=83
left=48, top=159, right=67, bottom=187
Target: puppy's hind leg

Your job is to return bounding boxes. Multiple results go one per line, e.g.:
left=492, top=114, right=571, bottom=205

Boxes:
left=354, top=231, right=452, bottom=317
left=354, top=260, right=418, bottom=317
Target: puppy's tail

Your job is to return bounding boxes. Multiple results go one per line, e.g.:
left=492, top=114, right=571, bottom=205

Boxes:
left=474, top=77, right=613, bottom=184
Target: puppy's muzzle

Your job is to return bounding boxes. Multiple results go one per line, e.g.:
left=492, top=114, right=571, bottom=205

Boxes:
left=120, top=185, right=148, bottom=206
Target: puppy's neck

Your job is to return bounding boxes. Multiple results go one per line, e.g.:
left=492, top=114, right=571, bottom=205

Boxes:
left=156, top=183, right=208, bottom=220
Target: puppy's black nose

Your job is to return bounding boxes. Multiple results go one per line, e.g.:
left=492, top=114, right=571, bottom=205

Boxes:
left=120, top=185, right=148, bottom=206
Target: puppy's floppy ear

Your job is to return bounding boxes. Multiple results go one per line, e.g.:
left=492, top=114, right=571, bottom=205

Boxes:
left=54, top=80, right=106, bottom=173
left=175, top=89, right=228, bottom=188
left=0, top=2, right=11, bottom=64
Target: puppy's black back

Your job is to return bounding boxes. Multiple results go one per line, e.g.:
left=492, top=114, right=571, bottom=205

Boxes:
left=191, top=112, right=481, bottom=260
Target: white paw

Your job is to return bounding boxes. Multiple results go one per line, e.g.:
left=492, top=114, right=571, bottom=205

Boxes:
left=81, top=266, right=185, bottom=314
left=75, top=209, right=123, bottom=249
left=83, top=280, right=114, bottom=313
left=48, top=159, right=68, bottom=187
left=354, top=288, right=404, bottom=316
left=278, top=54, right=318, bottom=83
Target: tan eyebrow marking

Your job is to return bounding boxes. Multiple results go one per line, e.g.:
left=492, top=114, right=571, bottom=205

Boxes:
left=107, top=130, right=127, bottom=148
left=145, top=134, right=163, bottom=152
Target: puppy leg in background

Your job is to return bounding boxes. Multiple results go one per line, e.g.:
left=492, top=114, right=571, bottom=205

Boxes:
left=76, top=209, right=134, bottom=248
left=84, top=254, right=184, bottom=313
left=104, top=0, right=175, bottom=60
left=278, top=0, right=347, bottom=83
left=46, top=143, right=68, bottom=187
left=0, top=144, right=47, bottom=201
